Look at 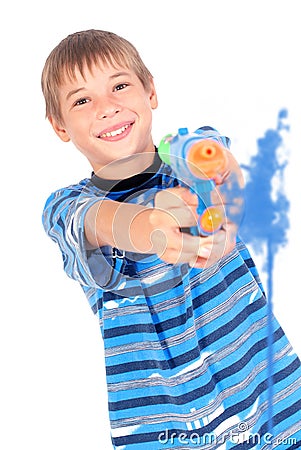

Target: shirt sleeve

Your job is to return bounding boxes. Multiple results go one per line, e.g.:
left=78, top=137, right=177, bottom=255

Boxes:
left=236, top=236, right=266, bottom=296
left=42, top=183, right=119, bottom=289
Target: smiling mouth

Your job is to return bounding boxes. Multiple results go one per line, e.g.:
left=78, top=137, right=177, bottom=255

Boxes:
left=98, top=122, right=133, bottom=139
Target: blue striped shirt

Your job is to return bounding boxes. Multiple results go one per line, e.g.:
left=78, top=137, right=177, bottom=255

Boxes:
left=42, top=138, right=301, bottom=449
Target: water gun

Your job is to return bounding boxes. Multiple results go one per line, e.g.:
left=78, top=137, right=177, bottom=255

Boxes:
left=158, top=126, right=244, bottom=236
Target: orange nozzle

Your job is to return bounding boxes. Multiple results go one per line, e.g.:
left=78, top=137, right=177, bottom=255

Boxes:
left=187, top=139, right=227, bottom=179
left=199, top=206, right=224, bottom=234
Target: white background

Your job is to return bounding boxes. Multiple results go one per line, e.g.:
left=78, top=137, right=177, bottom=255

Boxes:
left=1, top=1, right=301, bottom=449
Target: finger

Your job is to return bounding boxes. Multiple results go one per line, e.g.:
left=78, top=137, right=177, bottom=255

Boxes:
left=161, top=247, right=201, bottom=265
left=161, top=235, right=210, bottom=266
left=155, top=186, right=198, bottom=209
left=150, top=205, right=198, bottom=230
left=168, top=206, right=199, bottom=228
left=177, top=187, right=199, bottom=206
left=152, top=228, right=205, bottom=264
left=193, top=227, right=237, bottom=269
left=213, top=170, right=231, bottom=185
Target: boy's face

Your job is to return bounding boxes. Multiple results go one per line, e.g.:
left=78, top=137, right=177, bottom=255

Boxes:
left=50, top=61, right=158, bottom=174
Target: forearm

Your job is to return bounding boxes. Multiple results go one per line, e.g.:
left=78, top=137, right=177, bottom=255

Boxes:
left=84, top=199, right=154, bottom=253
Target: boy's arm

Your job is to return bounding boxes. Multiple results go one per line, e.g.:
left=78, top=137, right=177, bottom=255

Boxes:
left=84, top=199, right=155, bottom=253
left=84, top=187, right=237, bottom=268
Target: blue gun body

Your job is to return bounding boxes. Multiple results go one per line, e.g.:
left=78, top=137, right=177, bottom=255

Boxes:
left=158, top=126, right=230, bottom=235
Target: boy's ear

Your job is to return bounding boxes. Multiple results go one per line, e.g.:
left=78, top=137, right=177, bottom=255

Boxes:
left=48, top=116, right=71, bottom=142
left=149, top=79, right=158, bottom=110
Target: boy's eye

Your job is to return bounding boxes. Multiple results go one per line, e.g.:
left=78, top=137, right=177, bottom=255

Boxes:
left=74, top=97, right=89, bottom=106
left=114, top=83, right=128, bottom=91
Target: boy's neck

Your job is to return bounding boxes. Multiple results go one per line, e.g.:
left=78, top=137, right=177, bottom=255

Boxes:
left=91, top=147, right=162, bottom=192
left=92, top=148, right=157, bottom=180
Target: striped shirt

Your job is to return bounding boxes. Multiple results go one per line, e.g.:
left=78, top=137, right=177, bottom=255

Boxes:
left=42, top=136, right=301, bottom=449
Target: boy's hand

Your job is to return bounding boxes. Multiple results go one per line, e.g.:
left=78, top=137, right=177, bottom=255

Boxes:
left=86, top=186, right=237, bottom=269
left=148, top=186, right=237, bottom=268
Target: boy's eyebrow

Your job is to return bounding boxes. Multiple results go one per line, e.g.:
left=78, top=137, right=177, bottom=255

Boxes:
left=66, top=87, right=85, bottom=101
left=109, top=71, right=131, bottom=79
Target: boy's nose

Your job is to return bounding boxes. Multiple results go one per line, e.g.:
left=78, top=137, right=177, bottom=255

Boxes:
left=96, top=101, right=120, bottom=119
left=97, top=108, right=120, bottom=119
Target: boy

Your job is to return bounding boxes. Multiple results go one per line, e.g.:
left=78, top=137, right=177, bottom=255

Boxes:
left=42, top=30, right=301, bottom=449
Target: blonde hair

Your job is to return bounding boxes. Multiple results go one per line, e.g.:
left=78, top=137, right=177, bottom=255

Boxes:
left=41, top=29, right=153, bottom=124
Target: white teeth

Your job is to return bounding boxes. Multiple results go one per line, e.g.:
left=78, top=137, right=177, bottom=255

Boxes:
left=100, top=124, right=130, bottom=138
